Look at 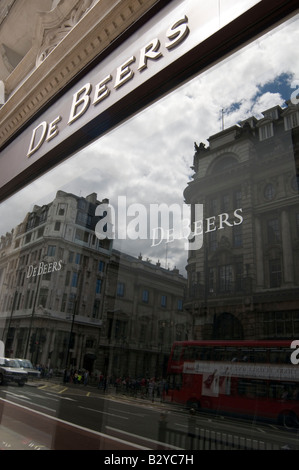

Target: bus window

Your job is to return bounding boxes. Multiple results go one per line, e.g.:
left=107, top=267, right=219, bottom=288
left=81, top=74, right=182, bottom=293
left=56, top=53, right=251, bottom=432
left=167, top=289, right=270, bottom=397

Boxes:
left=183, top=346, right=201, bottom=360
left=237, top=380, right=267, bottom=398
left=172, top=345, right=183, bottom=361
left=269, top=383, right=283, bottom=400
left=167, top=374, right=182, bottom=391
left=255, top=381, right=267, bottom=398
left=201, top=347, right=212, bottom=361
left=280, top=383, right=299, bottom=401
left=253, top=349, right=268, bottom=363
left=269, top=348, right=289, bottom=364
left=214, top=347, right=232, bottom=361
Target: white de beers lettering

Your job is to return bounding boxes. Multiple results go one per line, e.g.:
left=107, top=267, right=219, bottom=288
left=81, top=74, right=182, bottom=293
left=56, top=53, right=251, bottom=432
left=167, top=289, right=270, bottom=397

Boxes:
left=27, top=16, right=189, bottom=158
left=26, top=260, right=63, bottom=279
left=290, top=340, right=299, bottom=365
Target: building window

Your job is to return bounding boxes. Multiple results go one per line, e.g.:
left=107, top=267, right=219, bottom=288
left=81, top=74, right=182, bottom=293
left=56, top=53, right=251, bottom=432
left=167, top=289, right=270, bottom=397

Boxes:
left=269, top=259, right=282, bottom=288
left=114, top=320, right=127, bottom=339
left=78, top=200, right=86, bottom=210
left=96, top=278, right=102, bottom=294
left=264, top=183, right=275, bottom=200
left=93, top=300, right=100, bottom=318
left=221, top=194, right=230, bottom=212
left=38, top=288, right=48, bottom=308
left=47, top=245, right=56, bottom=256
left=37, top=227, right=44, bottom=238
left=57, top=204, right=66, bottom=216
left=142, top=289, right=149, bottom=303
left=54, top=221, right=61, bottom=231
left=259, top=122, right=273, bottom=140
left=117, top=282, right=125, bottom=297
left=71, top=272, right=78, bottom=288
left=291, top=175, right=299, bottom=192
left=98, top=260, right=105, bottom=272
left=139, top=323, right=147, bottom=343
left=75, top=253, right=81, bottom=264
left=67, top=294, right=76, bottom=314
left=233, top=224, right=242, bottom=247
left=177, top=299, right=183, bottom=310
left=263, top=108, right=278, bottom=120
left=161, top=295, right=167, bottom=307
left=219, top=264, right=233, bottom=292
left=262, top=311, right=299, bottom=337
left=234, top=189, right=242, bottom=208
left=267, top=218, right=280, bottom=243
left=75, top=228, right=89, bottom=243
left=40, top=208, right=48, bottom=222
left=24, top=233, right=32, bottom=244
left=209, top=231, right=217, bottom=251
left=284, top=112, right=299, bottom=130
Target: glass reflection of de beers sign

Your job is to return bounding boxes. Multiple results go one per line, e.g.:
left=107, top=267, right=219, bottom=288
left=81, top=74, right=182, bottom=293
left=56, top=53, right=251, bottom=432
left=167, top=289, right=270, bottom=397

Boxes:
left=0, top=0, right=261, bottom=194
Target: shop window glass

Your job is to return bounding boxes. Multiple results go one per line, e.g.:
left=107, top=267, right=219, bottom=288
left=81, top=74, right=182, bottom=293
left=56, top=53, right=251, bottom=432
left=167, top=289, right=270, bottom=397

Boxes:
left=0, top=10, right=298, bottom=452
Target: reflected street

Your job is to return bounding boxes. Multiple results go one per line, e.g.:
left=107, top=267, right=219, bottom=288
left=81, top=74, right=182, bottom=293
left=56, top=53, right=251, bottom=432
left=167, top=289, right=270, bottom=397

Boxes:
left=1, top=380, right=299, bottom=450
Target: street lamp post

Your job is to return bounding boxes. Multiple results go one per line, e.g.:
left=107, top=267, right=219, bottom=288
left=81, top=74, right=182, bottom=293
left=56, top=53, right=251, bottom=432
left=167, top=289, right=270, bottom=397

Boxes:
left=65, top=297, right=77, bottom=370
left=24, top=268, right=43, bottom=358
left=1, top=289, right=17, bottom=356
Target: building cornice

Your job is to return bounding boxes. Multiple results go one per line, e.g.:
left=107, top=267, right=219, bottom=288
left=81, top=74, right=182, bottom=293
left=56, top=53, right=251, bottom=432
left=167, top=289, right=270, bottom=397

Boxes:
left=0, top=0, right=160, bottom=149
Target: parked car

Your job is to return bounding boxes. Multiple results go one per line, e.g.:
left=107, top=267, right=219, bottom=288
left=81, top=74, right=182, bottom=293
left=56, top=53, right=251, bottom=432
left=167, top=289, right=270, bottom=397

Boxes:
left=0, top=357, right=28, bottom=386
left=15, top=359, right=41, bottom=379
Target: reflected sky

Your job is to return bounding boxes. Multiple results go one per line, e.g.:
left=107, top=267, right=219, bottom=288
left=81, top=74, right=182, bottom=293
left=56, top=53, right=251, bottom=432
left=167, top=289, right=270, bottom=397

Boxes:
left=0, top=14, right=298, bottom=274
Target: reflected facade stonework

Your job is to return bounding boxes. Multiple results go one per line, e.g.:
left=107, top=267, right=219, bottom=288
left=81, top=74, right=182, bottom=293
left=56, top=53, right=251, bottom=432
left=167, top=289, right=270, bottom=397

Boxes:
left=184, top=100, right=299, bottom=341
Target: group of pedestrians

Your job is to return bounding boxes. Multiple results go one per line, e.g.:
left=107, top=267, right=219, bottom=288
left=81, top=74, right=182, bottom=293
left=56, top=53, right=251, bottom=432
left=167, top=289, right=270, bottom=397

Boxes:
left=113, top=376, right=167, bottom=402
left=61, top=369, right=169, bottom=402
left=63, top=368, right=89, bottom=385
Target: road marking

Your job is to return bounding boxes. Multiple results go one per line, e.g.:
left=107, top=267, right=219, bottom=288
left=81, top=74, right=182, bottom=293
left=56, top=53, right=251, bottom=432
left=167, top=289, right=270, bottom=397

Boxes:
left=58, top=387, right=68, bottom=394
left=40, top=392, right=60, bottom=401
left=5, top=391, right=30, bottom=400
left=110, top=407, right=146, bottom=417
left=257, top=427, right=266, bottom=433
left=78, top=405, right=129, bottom=419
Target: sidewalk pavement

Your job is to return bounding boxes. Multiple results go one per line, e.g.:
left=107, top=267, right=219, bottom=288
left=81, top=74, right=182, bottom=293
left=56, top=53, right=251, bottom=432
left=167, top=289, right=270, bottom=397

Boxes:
left=0, top=425, right=49, bottom=450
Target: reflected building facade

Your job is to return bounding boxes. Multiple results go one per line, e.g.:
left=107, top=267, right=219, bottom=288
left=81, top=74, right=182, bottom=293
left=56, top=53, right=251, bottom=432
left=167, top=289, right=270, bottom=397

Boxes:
left=184, top=100, right=299, bottom=341
left=0, top=189, right=187, bottom=378
left=103, top=250, right=187, bottom=379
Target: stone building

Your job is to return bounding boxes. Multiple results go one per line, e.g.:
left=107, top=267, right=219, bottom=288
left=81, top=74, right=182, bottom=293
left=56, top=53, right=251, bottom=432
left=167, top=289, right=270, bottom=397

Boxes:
left=0, top=190, right=111, bottom=369
left=101, top=250, right=187, bottom=378
left=184, top=100, right=299, bottom=341
left=0, top=189, right=187, bottom=378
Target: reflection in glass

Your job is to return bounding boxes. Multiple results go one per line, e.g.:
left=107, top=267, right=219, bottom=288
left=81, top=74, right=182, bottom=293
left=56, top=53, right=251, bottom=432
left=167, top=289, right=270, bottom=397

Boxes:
left=0, top=14, right=299, bottom=449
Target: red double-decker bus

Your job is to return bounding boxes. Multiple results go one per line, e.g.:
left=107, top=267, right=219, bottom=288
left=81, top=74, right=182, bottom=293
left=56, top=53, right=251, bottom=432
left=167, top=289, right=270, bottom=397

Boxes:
left=166, top=340, right=299, bottom=428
